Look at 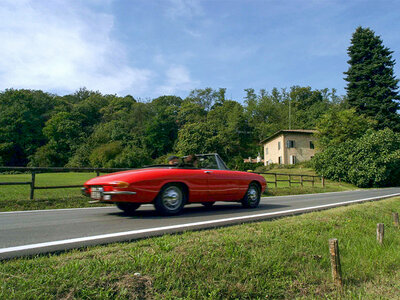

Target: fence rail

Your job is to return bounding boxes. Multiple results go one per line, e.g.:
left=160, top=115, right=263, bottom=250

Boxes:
left=0, top=167, right=325, bottom=200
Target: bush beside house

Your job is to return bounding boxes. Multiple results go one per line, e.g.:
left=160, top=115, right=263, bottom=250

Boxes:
left=313, top=128, right=400, bottom=187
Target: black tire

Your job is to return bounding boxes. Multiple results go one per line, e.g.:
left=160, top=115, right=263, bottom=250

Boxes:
left=154, top=184, right=186, bottom=215
left=241, top=183, right=260, bottom=208
left=201, top=202, right=215, bottom=208
left=116, top=202, right=141, bottom=214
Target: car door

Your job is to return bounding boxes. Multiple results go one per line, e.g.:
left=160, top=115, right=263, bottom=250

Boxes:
left=204, top=169, right=242, bottom=201
left=173, top=168, right=210, bottom=203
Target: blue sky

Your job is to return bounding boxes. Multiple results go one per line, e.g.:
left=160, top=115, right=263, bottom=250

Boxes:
left=1, top=0, right=400, bottom=102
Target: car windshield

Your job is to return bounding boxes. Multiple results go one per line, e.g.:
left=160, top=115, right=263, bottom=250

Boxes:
left=195, top=154, right=229, bottom=170
left=198, top=155, right=219, bottom=169
left=143, top=154, right=229, bottom=170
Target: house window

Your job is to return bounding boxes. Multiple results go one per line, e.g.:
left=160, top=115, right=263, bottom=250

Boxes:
left=278, top=142, right=281, bottom=150
left=290, top=155, right=296, bottom=165
left=265, top=147, right=268, bottom=155
left=310, top=141, right=315, bottom=149
left=287, top=140, right=295, bottom=148
left=278, top=156, right=282, bottom=164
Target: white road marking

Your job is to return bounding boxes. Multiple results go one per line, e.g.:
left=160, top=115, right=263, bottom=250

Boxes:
left=1, top=193, right=399, bottom=255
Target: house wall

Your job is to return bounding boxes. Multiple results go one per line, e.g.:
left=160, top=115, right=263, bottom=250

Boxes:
left=263, top=133, right=316, bottom=165
left=263, top=135, right=285, bottom=165
left=283, top=133, right=316, bottom=164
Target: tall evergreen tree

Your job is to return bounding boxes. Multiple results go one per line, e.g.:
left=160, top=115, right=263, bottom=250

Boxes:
left=344, top=27, right=400, bottom=130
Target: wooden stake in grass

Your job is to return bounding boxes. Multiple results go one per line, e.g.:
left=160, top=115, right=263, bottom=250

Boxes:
left=329, top=238, right=343, bottom=288
left=377, top=223, right=384, bottom=244
left=393, top=213, right=399, bottom=227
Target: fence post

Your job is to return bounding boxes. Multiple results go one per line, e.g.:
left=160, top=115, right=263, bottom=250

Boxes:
left=300, top=175, right=303, bottom=187
left=393, top=213, right=399, bottom=227
left=289, top=175, right=291, bottom=187
left=377, top=223, right=384, bottom=244
left=329, top=238, right=343, bottom=289
left=322, top=176, right=325, bottom=188
left=312, top=176, right=315, bottom=187
left=274, top=173, right=277, bottom=188
left=96, top=170, right=100, bottom=177
left=30, top=171, right=36, bottom=200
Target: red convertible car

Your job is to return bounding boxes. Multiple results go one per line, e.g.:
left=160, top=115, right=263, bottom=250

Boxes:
left=82, top=154, right=266, bottom=215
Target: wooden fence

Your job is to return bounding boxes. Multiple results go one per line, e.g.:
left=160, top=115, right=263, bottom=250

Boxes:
left=253, top=172, right=325, bottom=189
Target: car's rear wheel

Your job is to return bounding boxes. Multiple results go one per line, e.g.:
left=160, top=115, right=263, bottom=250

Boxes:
left=154, top=184, right=186, bottom=215
left=241, top=183, right=260, bottom=208
left=201, top=202, right=215, bottom=208
left=116, top=202, right=141, bottom=214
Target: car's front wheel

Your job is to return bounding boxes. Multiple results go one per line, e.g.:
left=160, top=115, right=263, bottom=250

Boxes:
left=241, top=183, right=260, bottom=208
left=116, top=202, right=141, bottom=214
left=154, top=184, right=186, bottom=215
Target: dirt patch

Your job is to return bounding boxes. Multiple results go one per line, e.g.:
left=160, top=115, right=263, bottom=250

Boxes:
left=115, top=274, right=154, bottom=299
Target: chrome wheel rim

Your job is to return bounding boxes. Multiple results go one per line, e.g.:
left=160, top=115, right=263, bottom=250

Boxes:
left=162, top=186, right=183, bottom=210
left=247, top=186, right=259, bottom=204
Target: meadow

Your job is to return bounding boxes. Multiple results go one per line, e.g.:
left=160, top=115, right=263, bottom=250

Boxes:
left=1, top=197, right=399, bottom=299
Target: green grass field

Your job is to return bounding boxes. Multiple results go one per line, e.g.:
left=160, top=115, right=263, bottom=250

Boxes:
left=1, top=197, right=399, bottom=299
left=0, top=169, right=357, bottom=211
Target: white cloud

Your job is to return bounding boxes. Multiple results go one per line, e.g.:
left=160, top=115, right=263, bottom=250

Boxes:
left=158, top=65, right=199, bottom=95
left=0, top=0, right=152, bottom=95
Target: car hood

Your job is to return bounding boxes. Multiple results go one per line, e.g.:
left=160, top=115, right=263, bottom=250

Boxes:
left=84, top=168, right=172, bottom=186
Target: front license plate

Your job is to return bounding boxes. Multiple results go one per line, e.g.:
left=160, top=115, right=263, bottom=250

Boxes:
left=91, top=191, right=101, bottom=200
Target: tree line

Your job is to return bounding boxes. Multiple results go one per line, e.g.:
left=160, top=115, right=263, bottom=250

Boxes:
left=0, top=85, right=341, bottom=169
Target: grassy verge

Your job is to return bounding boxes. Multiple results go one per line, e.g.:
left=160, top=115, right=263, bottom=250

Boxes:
left=1, top=197, right=400, bottom=299
left=264, top=182, right=357, bottom=197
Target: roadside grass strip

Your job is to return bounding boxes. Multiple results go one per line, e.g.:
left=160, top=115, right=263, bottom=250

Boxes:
left=1, top=197, right=400, bottom=299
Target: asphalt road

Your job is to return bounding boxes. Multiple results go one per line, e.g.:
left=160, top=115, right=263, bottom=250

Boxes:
left=1, top=188, right=400, bottom=259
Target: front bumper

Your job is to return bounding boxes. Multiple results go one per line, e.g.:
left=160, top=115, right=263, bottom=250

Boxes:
left=81, top=187, right=136, bottom=201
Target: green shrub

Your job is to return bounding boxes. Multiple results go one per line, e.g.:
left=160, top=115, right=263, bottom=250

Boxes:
left=88, top=142, right=153, bottom=168
left=28, top=144, right=60, bottom=167
left=89, top=142, right=123, bottom=168
left=111, top=145, right=152, bottom=168
left=313, top=128, right=400, bottom=187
